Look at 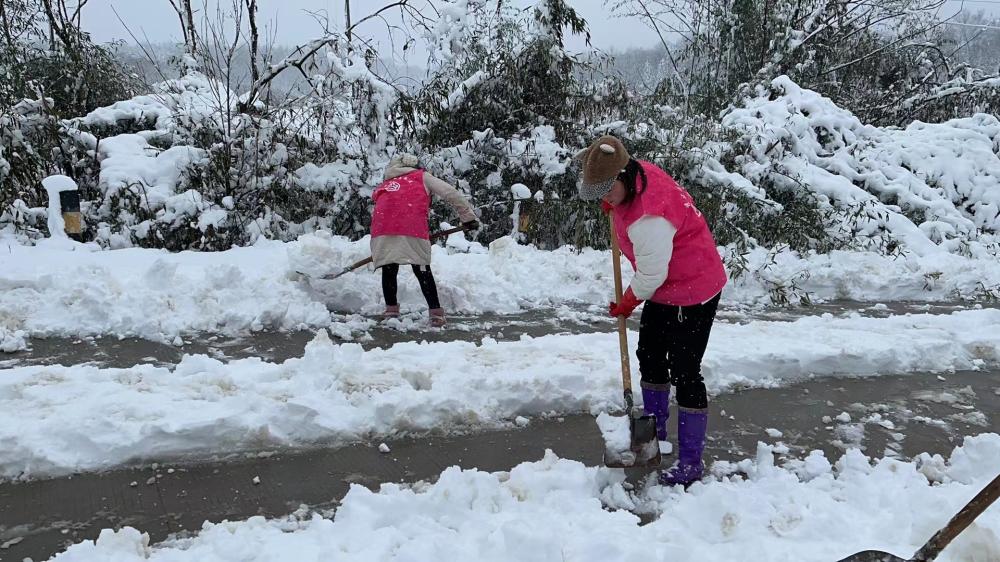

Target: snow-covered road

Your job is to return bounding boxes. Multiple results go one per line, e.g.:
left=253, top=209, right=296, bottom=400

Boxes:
left=3, top=308, right=999, bottom=480
left=44, top=435, right=1000, bottom=562
left=3, top=368, right=997, bottom=562
left=3, top=232, right=1000, bottom=352
left=4, top=235, right=1000, bottom=561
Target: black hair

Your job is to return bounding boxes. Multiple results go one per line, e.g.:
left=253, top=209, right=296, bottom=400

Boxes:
left=617, top=159, right=647, bottom=204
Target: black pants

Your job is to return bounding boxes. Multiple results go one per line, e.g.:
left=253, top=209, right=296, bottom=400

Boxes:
left=381, top=264, right=441, bottom=309
left=636, top=293, right=721, bottom=409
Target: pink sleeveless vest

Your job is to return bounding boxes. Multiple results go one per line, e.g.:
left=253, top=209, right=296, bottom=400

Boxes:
left=371, top=170, right=431, bottom=240
left=614, top=161, right=727, bottom=306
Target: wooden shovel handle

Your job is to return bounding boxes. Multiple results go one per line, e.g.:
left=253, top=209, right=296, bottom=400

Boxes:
left=430, top=225, right=468, bottom=241
left=912, top=472, right=1000, bottom=561
left=324, top=226, right=467, bottom=280
left=609, top=214, right=632, bottom=393
left=326, top=256, right=374, bottom=279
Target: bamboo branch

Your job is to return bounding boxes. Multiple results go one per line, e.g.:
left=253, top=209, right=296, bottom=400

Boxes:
left=240, top=35, right=341, bottom=111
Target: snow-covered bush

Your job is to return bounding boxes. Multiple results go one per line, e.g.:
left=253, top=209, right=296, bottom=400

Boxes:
left=611, top=0, right=998, bottom=127
left=0, top=95, right=76, bottom=239
left=404, top=0, right=630, bottom=248
left=712, top=77, right=1000, bottom=258
left=1, top=0, right=997, bottom=266
left=0, top=0, right=138, bottom=238
left=53, top=32, right=408, bottom=250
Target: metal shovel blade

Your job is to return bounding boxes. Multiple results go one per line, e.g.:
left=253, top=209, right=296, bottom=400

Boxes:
left=837, top=552, right=907, bottom=562
left=293, top=268, right=346, bottom=280
left=319, top=267, right=351, bottom=280
left=838, top=473, right=1000, bottom=562
left=604, top=412, right=661, bottom=469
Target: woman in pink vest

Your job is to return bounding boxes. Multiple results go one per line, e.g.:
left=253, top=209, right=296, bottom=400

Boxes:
left=577, top=135, right=728, bottom=487
left=371, top=153, right=479, bottom=327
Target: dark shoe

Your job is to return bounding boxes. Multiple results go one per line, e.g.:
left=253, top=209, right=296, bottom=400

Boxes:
left=659, top=407, right=708, bottom=487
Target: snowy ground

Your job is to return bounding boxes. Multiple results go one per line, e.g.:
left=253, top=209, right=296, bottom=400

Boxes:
left=2, top=308, right=998, bottom=480
left=47, top=435, right=1000, bottom=562
left=3, top=231, right=1000, bottom=352
left=4, top=235, right=1000, bottom=560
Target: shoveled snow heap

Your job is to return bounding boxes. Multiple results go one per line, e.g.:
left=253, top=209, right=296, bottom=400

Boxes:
left=0, top=326, right=27, bottom=352
left=2, top=231, right=1000, bottom=347
left=2, top=308, right=998, bottom=479
left=47, top=434, right=1000, bottom=561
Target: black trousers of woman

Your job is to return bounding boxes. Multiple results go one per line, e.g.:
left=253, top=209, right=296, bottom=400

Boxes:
left=381, top=264, right=441, bottom=309
left=635, top=293, right=721, bottom=409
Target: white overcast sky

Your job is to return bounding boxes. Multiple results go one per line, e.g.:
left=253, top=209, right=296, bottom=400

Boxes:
left=80, top=0, right=659, bottom=53
left=80, top=0, right=999, bottom=54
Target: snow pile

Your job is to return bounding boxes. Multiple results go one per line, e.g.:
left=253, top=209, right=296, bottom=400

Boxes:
left=0, top=237, right=332, bottom=344
left=714, top=76, right=1000, bottom=257
left=48, top=435, right=1000, bottom=562
left=0, top=326, right=27, bottom=353
left=3, top=308, right=998, bottom=479
left=287, top=231, right=610, bottom=314
left=3, top=230, right=1000, bottom=347
left=726, top=245, right=1000, bottom=304
left=0, top=231, right=614, bottom=346
left=293, top=232, right=1000, bottom=314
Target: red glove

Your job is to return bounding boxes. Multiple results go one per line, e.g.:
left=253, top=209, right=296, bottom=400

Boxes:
left=600, top=200, right=614, bottom=215
left=609, top=288, right=643, bottom=318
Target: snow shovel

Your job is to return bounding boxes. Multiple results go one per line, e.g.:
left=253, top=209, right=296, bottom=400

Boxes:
left=299, top=226, right=467, bottom=281
left=838, top=472, right=1000, bottom=561
left=603, top=214, right=661, bottom=469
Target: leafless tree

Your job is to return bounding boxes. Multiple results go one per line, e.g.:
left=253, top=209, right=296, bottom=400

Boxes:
left=245, top=0, right=259, bottom=84
left=610, top=0, right=958, bottom=121
left=40, top=0, right=89, bottom=58
left=167, top=0, right=199, bottom=56
left=344, top=0, right=352, bottom=42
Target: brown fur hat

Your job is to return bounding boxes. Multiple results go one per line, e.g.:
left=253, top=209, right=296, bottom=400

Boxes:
left=575, top=135, right=630, bottom=200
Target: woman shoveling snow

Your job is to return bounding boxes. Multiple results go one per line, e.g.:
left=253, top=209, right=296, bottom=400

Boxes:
left=576, top=134, right=728, bottom=487
left=370, top=153, right=480, bottom=327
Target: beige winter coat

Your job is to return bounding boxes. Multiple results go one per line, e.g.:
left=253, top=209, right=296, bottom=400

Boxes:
left=371, top=160, right=477, bottom=268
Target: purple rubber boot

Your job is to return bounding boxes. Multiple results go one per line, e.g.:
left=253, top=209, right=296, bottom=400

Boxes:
left=659, top=407, right=708, bottom=487
left=641, top=387, right=670, bottom=441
